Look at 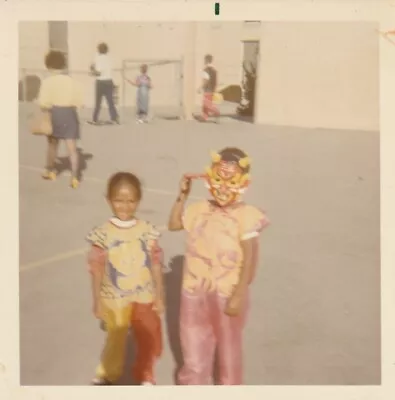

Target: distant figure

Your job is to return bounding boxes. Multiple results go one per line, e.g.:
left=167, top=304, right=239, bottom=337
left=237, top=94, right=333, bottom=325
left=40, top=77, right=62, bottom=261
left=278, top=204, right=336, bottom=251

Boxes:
left=88, top=42, right=119, bottom=125
left=199, top=54, right=220, bottom=123
left=37, top=50, right=83, bottom=189
left=127, top=64, right=153, bottom=124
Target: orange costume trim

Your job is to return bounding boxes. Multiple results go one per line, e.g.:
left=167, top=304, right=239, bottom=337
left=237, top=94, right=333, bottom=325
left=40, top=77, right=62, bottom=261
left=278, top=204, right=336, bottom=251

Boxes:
left=86, top=220, right=164, bottom=384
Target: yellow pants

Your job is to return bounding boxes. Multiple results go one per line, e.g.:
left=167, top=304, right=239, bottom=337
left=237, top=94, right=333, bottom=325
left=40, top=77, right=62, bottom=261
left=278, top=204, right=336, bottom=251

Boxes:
left=95, top=301, right=162, bottom=384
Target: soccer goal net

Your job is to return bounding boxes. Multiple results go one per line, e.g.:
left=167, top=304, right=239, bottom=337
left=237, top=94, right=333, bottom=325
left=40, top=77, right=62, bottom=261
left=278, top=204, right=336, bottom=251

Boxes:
left=121, top=59, right=183, bottom=121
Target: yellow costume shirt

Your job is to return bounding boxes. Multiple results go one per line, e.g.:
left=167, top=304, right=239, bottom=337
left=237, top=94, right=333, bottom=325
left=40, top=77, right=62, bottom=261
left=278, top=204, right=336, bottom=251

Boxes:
left=182, top=201, right=269, bottom=297
left=86, top=218, right=160, bottom=309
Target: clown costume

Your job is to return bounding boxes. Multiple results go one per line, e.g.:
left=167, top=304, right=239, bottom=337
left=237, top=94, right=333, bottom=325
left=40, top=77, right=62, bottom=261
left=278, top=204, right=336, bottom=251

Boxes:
left=86, top=218, right=164, bottom=385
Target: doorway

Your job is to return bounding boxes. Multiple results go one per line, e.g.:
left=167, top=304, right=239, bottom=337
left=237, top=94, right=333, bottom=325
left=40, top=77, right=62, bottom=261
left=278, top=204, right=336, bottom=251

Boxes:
left=48, top=21, right=69, bottom=70
left=237, top=40, right=259, bottom=120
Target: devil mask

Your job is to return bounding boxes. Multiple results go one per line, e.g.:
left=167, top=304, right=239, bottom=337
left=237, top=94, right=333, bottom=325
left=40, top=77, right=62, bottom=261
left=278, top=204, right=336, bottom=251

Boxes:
left=205, top=147, right=251, bottom=207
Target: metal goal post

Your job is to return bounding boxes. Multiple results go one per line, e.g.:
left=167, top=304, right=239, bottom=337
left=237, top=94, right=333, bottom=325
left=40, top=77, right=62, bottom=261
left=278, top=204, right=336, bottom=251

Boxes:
left=121, top=58, right=184, bottom=121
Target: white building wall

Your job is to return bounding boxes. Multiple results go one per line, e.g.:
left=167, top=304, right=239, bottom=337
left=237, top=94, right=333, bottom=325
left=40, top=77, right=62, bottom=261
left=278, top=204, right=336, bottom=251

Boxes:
left=255, top=22, right=379, bottom=131
left=19, top=21, right=49, bottom=71
left=18, top=21, right=379, bottom=130
left=66, top=21, right=245, bottom=109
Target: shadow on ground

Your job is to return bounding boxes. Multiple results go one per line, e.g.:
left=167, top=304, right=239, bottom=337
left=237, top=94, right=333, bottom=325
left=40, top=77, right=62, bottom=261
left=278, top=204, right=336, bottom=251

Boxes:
left=19, top=75, right=41, bottom=102
left=164, top=255, right=184, bottom=383
left=55, top=147, right=94, bottom=180
left=219, top=113, right=254, bottom=124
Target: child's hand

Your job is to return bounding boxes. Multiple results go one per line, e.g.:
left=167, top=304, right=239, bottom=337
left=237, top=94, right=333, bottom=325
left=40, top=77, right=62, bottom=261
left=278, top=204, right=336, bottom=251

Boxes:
left=93, top=300, right=103, bottom=319
left=179, top=175, right=192, bottom=197
left=153, top=297, right=165, bottom=315
left=224, top=292, right=244, bottom=317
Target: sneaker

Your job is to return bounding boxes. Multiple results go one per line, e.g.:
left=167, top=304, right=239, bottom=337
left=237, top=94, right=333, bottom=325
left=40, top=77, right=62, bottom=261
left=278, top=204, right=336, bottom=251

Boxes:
left=195, top=115, right=208, bottom=122
left=87, top=120, right=100, bottom=126
left=42, top=170, right=56, bottom=181
left=91, top=377, right=113, bottom=386
left=70, top=177, right=80, bottom=189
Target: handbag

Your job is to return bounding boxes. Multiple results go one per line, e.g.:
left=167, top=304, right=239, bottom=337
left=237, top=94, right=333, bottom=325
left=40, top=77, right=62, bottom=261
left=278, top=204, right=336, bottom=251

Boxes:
left=30, top=108, right=52, bottom=136
left=213, top=92, right=224, bottom=104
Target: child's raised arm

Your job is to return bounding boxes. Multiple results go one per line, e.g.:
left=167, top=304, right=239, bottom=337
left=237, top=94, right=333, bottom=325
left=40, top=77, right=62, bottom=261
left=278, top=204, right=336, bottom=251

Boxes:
left=126, top=78, right=138, bottom=86
left=168, top=176, right=192, bottom=231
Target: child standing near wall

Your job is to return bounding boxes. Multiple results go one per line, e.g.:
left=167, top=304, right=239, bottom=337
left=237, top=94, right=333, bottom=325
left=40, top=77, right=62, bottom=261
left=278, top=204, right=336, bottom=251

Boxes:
left=199, top=54, right=220, bottom=122
left=87, top=172, right=164, bottom=385
left=127, top=64, right=152, bottom=123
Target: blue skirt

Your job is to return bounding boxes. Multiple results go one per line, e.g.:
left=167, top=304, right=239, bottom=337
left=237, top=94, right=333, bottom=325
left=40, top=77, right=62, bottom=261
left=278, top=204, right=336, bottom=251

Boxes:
left=51, top=106, right=80, bottom=140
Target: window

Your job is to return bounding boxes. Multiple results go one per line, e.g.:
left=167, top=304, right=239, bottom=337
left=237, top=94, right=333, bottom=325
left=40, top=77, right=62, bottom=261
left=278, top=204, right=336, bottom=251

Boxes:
left=48, top=21, right=69, bottom=67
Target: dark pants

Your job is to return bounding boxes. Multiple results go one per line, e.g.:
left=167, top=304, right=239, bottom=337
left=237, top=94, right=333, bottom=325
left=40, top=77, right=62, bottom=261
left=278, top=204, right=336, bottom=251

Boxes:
left=92, top=79, right=118, bottom=122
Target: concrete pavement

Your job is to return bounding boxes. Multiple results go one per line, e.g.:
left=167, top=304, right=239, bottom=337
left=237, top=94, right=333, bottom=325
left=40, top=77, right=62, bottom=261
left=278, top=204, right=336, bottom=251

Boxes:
left=19, top=103, right=380, bottom=385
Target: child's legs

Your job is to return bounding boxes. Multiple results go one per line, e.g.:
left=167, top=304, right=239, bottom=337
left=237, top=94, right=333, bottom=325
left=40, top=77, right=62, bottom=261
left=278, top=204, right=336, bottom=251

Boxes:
left=202, top=93, right=210, bottom=119
left=202, top=93, right=219, bottom=119
left=64, top=139, right=79, bottom=179
left=45, top=136, right=59, bottom=171
left=136, top=92, right=149, bottom=119
left=103, top=80, right=118, bottom=121
left=206, top=93, right=220, bottom=116
left=178, top=291, right=216, bottom=385
left=92, top=80, right=104, bottom=122
left=212, top=292, right=249, bottom=385
left=130, top=302, right=162, bottom=384
left=95, top=303, right=132, bottom=383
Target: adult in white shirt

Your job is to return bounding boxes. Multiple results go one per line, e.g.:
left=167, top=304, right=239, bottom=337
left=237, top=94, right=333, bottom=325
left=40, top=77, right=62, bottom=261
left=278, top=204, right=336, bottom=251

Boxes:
left=89, top=42, right=119, bottom=125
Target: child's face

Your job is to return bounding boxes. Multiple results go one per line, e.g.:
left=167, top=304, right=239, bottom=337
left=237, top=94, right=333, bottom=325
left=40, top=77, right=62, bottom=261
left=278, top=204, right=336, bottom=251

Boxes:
left=108, top=184, right=140, bottom=221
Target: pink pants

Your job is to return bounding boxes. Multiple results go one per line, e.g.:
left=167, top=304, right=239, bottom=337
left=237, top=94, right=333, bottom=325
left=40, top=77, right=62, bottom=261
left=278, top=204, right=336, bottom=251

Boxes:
left=178, top=289, right=249, bottom=385
left=202, top=92, right=220, bottom=120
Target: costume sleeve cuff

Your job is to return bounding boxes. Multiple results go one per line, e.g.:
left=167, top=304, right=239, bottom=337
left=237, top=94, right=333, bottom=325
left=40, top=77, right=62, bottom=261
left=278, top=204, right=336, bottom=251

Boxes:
left=241, top=231, right=259, bottom=241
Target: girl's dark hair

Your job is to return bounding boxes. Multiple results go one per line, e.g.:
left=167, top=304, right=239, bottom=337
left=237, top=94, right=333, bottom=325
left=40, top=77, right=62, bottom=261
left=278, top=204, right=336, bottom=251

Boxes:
left=107, top=172, right=142, bottom=200
left=204, top=54, right=213, bottom=64
left=45, top=50, right=67, bottom=70
left=141, top=64, right=148, bottom=74
left=218, top=147, right=250, bottom=173
left=97, top=42, right=109, bottom=54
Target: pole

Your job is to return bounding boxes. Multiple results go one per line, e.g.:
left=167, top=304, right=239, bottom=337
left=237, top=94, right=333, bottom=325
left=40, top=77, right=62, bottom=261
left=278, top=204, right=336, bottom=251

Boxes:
left=22, top=68, right=27, bottom=102
left=121, top=59, right=126, bottom=122
left=182, top=22, right=197, bottom=121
